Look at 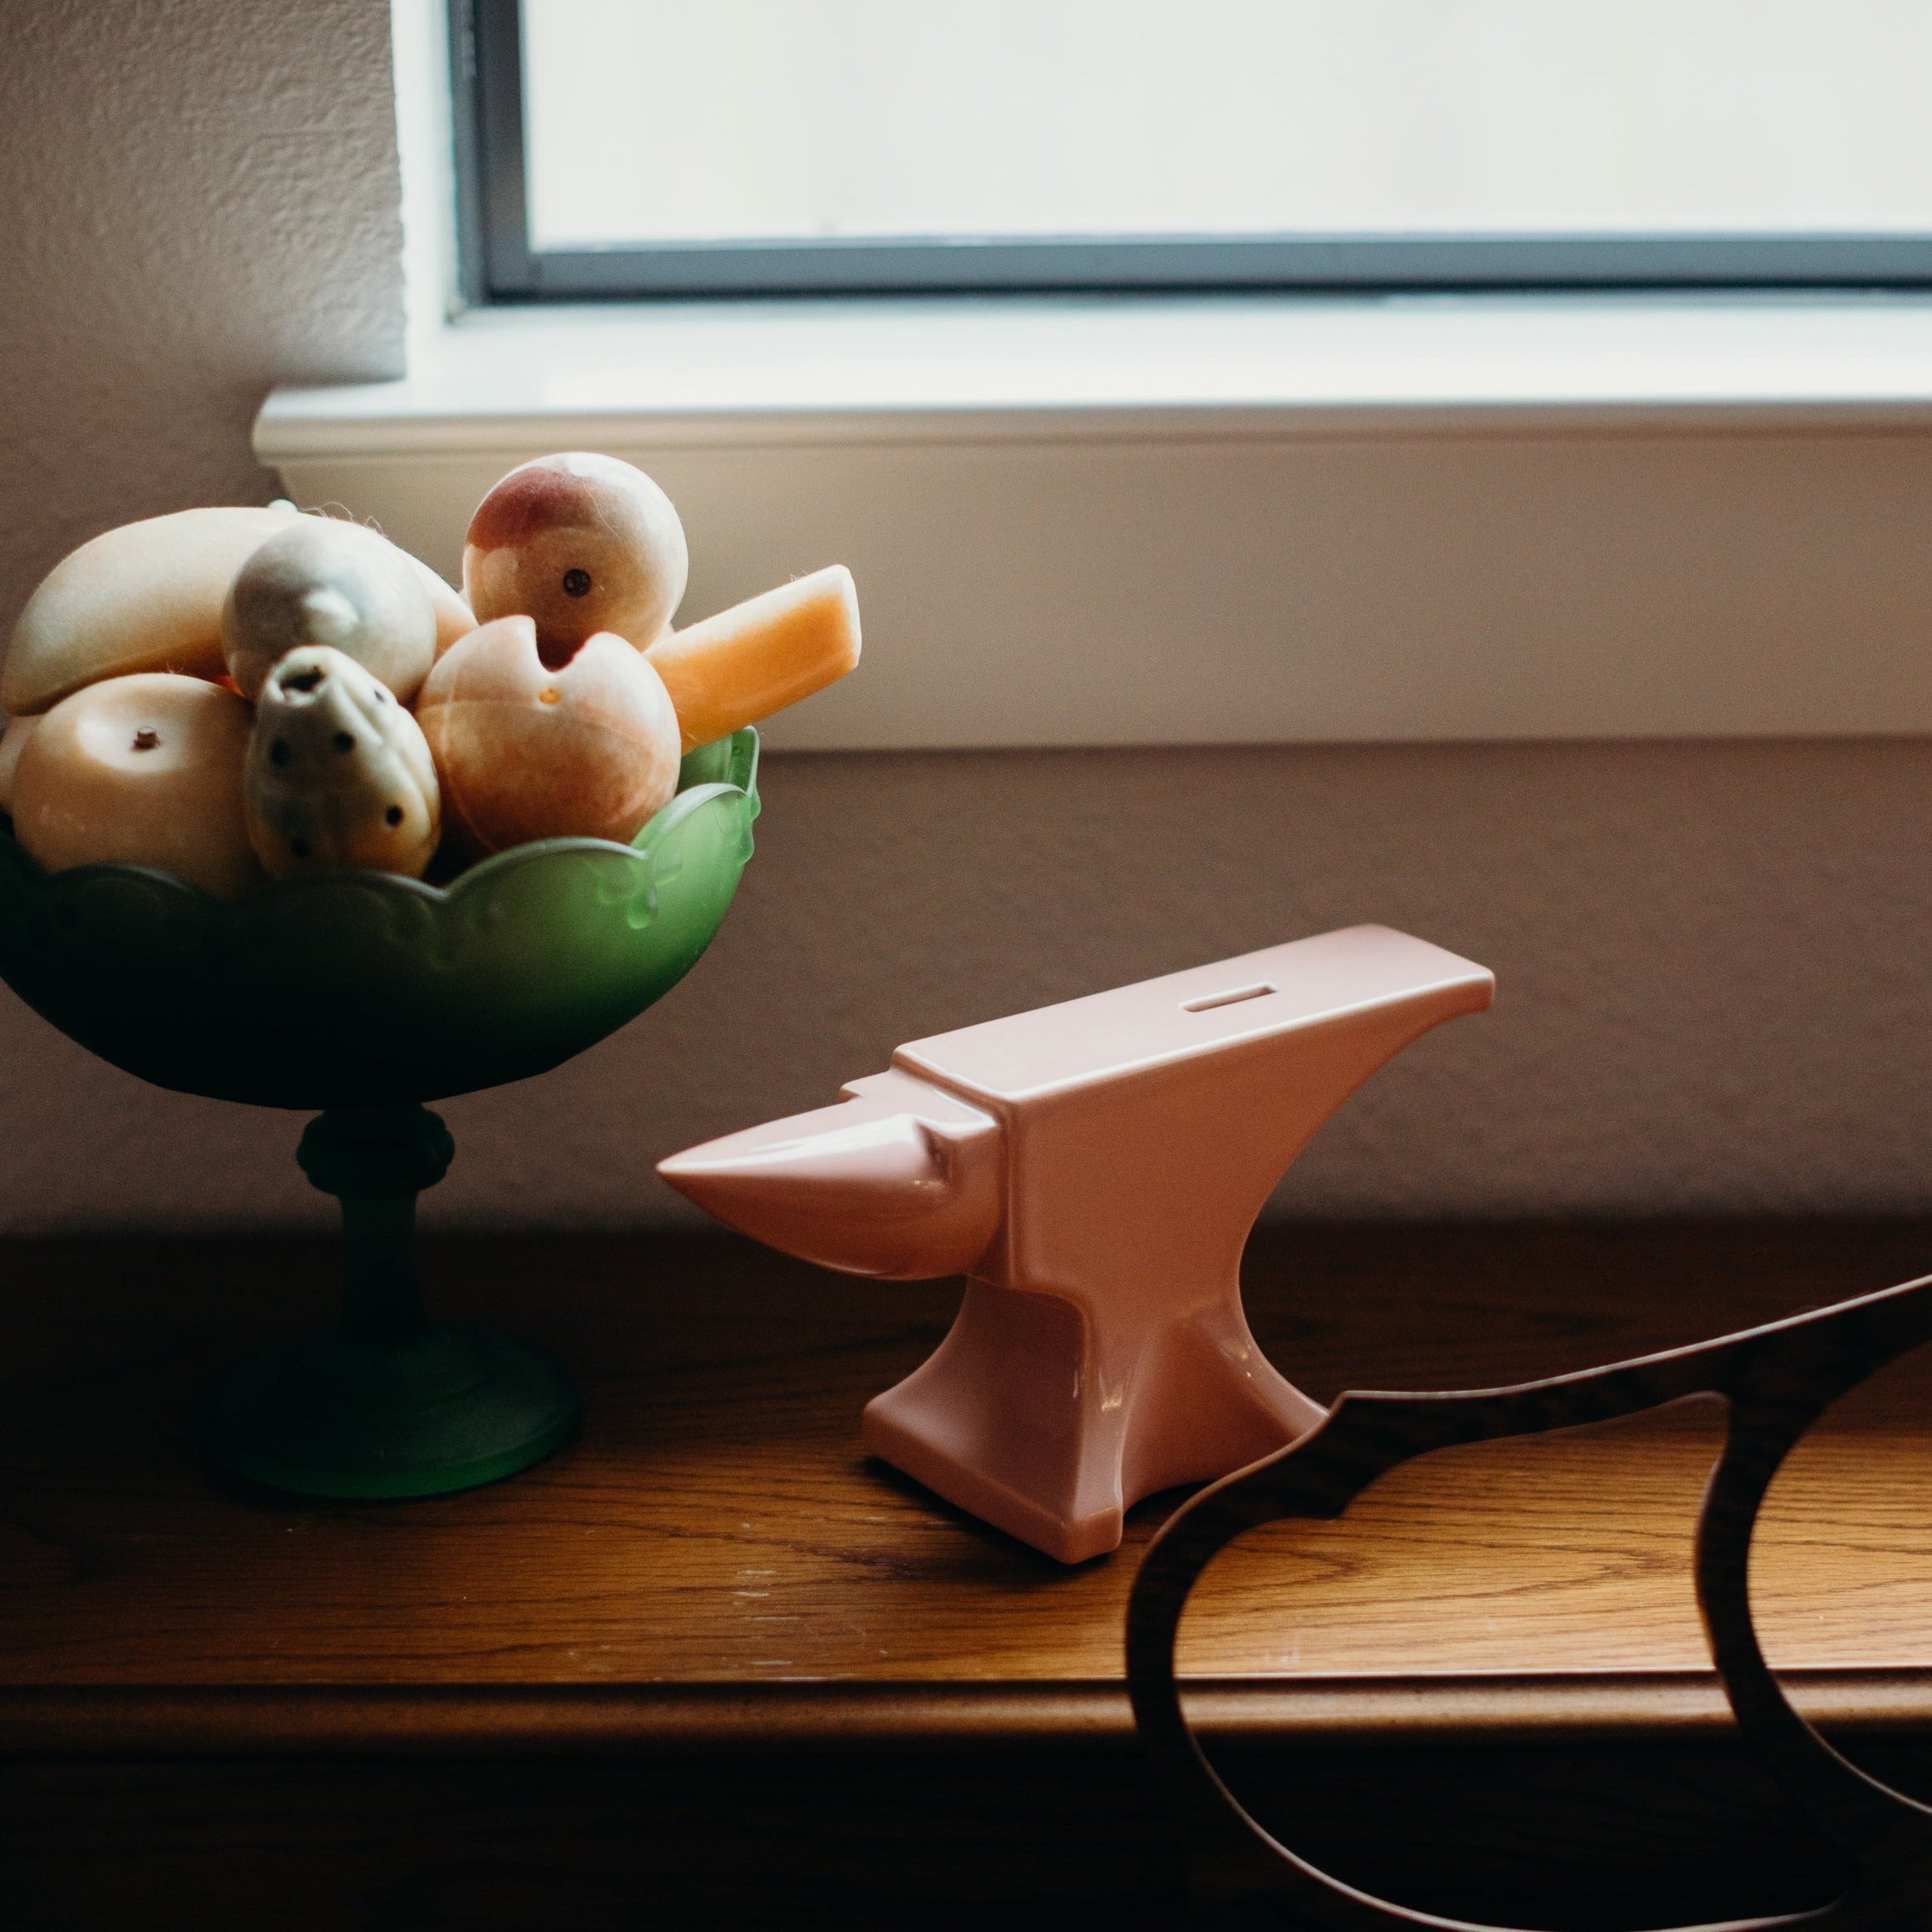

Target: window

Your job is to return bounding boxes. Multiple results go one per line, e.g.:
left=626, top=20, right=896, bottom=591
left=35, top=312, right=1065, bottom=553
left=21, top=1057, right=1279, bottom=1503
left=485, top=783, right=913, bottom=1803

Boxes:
left=453, top=0, right=1932, bottom=301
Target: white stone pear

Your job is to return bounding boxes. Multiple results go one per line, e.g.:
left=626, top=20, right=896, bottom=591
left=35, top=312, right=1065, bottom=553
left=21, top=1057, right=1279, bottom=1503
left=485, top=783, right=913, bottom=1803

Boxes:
left=224, top=520, right=438, bottom=704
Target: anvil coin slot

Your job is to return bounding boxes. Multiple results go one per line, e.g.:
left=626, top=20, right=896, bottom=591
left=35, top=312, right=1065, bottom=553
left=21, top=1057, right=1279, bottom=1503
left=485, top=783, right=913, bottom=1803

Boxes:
left=1181, top=983, right=1278, bottom=1014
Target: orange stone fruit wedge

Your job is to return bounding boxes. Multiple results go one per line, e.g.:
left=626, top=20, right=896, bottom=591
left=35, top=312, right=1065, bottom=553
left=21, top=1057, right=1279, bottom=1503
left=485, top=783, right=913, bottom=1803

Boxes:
left=645, top=564, right=861, bottom=752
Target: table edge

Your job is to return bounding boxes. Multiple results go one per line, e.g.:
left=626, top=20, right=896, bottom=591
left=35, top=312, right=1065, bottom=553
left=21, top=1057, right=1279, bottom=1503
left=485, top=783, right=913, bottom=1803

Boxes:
left=5, top=1668, right=1930, bottom=1757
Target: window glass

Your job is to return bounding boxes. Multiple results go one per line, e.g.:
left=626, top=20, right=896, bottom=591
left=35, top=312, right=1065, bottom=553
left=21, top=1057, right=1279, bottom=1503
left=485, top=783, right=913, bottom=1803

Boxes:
left=522, top=0, right=1932, bottom=254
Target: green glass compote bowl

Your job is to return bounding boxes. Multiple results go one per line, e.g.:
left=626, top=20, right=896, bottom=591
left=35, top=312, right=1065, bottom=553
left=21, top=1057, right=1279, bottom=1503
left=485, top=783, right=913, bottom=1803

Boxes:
left=0, top=728, right=758, bottom=1499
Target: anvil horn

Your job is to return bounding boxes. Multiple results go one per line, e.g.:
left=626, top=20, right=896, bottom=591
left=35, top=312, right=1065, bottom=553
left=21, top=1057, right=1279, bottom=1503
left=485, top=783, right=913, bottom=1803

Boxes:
left=658, top=1067, right=1003, bottom=1279
left=658, top=926, right=1493, bottom=1563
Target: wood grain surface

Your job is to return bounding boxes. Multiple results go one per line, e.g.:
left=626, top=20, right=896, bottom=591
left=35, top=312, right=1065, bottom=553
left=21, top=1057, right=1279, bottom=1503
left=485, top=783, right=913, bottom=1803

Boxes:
left=11, top=1220, right=1932, bottom=1723
left=4, top=1222, right=1932, bottom=1729
left=12, top=1221, right=1932, bottom=1930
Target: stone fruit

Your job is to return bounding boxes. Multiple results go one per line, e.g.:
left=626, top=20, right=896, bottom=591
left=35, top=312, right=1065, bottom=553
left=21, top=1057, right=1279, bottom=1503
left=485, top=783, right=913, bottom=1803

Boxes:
left=224, top=519, right=438, bottom=704
left=405, top=554, right=477, bottom=660
left=462, top=453, right=688, bottom=668
left=11, top=673, right=260, bottom=899
left=0, top=715, right=37, bottom=815
left=647, top=564, right=860, bottom=752
left=416, top=615, right=681, bottom=855
left=2, top=506, right=472, bottom=718
left=3, top=504, right=301, bottom=716
left=244, top=646, right=441, bottom=880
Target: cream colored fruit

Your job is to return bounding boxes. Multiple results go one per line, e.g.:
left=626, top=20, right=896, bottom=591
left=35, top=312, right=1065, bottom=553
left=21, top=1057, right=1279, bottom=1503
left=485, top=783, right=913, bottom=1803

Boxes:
left=2, top=505, right=472, bottom=719
left=647, top=564, right=861, bottom=752
left=0, top=714, right=37, bottom=814
left=408, top=554, right=478, bottom=659
left=11, top=673, right=261, bottom=899
left=245, top=646, right=441, bottom=880
left=224, top=520, right=438, bottom=703
left=416, top=615, right=682, bottom=855
left=462, top=453, right=688, bottom=668
left=2, top=505, right=300, bottom=716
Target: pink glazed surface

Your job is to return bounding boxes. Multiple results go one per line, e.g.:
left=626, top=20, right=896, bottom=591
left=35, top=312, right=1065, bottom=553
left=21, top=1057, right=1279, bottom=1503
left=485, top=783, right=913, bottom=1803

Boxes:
left=660, top=926, right=1494, bottom=1561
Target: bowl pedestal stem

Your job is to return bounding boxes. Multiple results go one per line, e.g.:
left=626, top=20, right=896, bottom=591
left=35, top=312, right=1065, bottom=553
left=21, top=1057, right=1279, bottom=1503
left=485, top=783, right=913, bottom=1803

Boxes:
left=198, top=1104, right=580, bottom=1499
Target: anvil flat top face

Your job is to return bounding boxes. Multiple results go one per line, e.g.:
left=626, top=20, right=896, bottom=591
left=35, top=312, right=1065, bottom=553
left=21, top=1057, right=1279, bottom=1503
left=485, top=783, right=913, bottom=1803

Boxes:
left=895, top=924, right=1492, bottom=1107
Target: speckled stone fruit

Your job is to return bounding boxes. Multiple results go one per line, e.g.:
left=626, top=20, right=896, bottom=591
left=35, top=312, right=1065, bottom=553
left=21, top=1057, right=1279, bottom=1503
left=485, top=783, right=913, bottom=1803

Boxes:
left=461, top=453, right=688, bottom=668
left=416, top=615, right=681, bottom=855
left=245, top=646, right=441, bottom=880
left=11, top=673, right=261, bottom=899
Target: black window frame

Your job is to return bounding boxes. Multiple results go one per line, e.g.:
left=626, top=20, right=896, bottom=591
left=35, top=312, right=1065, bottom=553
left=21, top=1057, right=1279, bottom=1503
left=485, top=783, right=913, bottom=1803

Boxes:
left=451, top=0, right=1932, bottom=303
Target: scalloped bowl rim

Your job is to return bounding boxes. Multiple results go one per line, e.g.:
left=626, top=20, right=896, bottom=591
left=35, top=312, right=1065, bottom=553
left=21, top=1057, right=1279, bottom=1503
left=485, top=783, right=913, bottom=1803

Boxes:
left=0, top=732, right=760, bottom=918
left=0, top=728, right=761, bottom=1106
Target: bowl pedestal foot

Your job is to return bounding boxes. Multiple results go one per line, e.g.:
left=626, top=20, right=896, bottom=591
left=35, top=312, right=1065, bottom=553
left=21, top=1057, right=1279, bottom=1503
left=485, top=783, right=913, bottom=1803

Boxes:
left=198, top=1105, right=579, bottom=1499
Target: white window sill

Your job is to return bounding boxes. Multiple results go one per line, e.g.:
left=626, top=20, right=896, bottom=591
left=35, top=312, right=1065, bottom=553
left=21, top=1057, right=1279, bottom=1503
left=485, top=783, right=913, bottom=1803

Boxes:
left=257, top=293, right=1932, bottom=751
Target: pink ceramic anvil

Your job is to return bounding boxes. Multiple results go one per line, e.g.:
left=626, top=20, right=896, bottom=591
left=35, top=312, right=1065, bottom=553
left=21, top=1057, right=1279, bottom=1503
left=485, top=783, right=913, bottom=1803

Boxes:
left=659, top=926, right=1493, bottom=1562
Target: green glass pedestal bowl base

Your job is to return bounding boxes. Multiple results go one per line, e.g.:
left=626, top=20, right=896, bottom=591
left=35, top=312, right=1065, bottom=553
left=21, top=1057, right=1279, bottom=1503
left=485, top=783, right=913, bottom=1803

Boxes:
left=0, top=730, right=759, bottom=1499
left=199, top=1320, right=580, bottom=1501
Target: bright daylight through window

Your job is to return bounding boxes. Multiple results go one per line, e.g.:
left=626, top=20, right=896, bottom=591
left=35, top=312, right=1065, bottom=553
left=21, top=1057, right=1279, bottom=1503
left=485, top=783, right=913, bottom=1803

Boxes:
left=472, top=0, right=1932, bottom=295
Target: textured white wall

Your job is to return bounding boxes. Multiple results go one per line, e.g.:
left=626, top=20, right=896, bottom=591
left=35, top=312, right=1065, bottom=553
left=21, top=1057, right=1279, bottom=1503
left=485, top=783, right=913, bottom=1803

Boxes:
left=4, top=2, right=1932, bottom=1235
left=0, top=0, right=408, bottom=1230
left=0, top=0, right=404, bottom=619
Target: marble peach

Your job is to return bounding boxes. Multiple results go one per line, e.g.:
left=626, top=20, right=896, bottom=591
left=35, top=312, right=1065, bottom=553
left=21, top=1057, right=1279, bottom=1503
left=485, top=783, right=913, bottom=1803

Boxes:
left=11, top=673, right=261, bottom=899
left=461, top=453, right=688, bottom=668
left=0, top=715, right=37, bottom=816
left=405, top=554, right=478, bottom=661
left=416, top=615, right=681, bottom=855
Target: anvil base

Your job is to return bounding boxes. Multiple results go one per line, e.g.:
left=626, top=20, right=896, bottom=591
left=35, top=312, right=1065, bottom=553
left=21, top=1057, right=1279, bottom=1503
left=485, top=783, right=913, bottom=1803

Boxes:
left=861, top=1279, right=1325, bottom=1563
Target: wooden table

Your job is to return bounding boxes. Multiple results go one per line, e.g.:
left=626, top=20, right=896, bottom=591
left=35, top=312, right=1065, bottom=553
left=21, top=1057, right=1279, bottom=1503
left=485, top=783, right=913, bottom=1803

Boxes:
left=7, top=1221, right=1932, bottom=1928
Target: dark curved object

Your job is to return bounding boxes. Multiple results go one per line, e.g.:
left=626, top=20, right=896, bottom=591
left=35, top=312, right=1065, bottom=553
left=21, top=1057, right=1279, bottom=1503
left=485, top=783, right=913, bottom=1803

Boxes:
left=1126, top=1271, right=1932, bottom=1930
